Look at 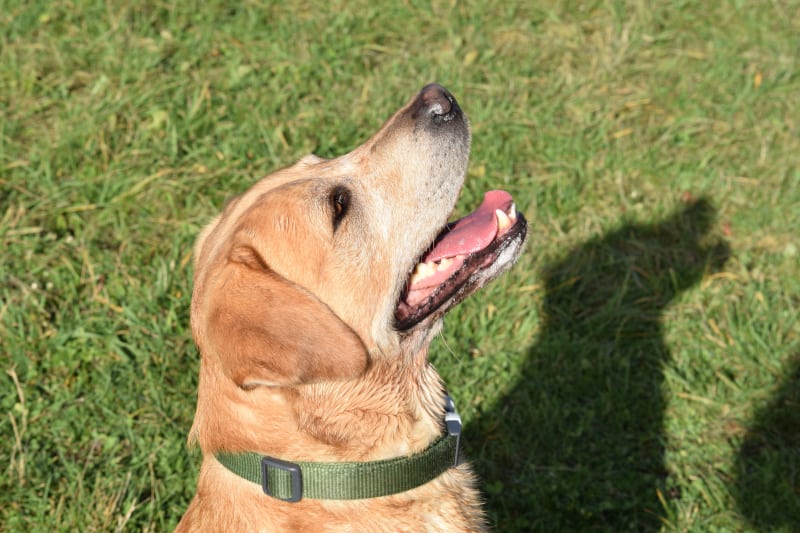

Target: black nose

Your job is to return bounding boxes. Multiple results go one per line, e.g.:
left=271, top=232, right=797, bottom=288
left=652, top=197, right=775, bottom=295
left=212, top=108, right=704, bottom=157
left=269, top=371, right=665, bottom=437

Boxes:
left=420, top=83, right=453, bottom=116
left=413, top=83, right=460, bottom=122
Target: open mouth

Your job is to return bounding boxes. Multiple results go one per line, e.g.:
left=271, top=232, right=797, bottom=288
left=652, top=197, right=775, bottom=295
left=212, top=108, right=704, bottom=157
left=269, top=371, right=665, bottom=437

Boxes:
left=395, top=190, right=527, bottom=330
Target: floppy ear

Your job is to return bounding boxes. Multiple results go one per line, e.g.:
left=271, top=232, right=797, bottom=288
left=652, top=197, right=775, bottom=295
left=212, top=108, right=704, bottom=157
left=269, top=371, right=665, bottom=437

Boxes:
left=203, top=245, right=369, bottom=388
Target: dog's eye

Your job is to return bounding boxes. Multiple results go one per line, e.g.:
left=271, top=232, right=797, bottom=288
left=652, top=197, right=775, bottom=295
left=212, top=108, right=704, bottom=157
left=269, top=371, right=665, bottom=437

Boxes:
left=330, top=186, right=350, bottom=230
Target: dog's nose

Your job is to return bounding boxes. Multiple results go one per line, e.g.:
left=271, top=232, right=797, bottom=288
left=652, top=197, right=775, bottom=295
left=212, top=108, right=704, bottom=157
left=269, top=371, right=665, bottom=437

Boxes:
left=420, top=83, right=453, bottom=116
left=412, top=83, right=461, bottom=123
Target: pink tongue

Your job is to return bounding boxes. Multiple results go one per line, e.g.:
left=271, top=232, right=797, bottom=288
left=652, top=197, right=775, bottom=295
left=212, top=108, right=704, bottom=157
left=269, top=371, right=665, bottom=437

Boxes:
left=423, top=190, right=513, bottom=263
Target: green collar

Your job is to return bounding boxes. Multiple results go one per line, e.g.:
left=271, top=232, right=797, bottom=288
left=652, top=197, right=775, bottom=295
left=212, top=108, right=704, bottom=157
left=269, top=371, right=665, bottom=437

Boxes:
left=214, top=396, right=462, bottom=502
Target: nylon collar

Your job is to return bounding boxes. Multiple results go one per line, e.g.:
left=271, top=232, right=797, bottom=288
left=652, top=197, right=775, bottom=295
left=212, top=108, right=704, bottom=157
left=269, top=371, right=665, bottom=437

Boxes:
left=214, top=396, right=462, bottom=502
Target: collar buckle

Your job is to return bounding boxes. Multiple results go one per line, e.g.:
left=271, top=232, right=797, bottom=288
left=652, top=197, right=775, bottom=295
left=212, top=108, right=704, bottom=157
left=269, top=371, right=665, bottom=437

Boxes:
left=261, top=456, right=303, bottom=502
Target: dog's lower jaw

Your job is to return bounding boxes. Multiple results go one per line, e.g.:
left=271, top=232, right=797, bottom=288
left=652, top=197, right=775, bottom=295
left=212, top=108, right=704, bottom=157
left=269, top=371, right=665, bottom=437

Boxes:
left=395, top=314, right=444, bottom=358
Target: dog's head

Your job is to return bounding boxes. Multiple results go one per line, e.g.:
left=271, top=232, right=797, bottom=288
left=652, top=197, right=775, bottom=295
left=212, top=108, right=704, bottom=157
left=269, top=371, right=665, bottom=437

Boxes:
left=191, top=84, right=527, bottom=389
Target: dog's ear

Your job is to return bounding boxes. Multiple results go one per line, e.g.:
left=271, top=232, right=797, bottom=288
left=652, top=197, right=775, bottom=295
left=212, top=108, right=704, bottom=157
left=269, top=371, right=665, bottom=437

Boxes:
left=201, top=245, right=369, bottom=388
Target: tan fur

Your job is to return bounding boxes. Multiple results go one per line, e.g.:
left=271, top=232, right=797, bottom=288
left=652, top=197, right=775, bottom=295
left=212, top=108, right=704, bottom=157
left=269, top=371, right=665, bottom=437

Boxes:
left=177, top=86, right=490, bottom=532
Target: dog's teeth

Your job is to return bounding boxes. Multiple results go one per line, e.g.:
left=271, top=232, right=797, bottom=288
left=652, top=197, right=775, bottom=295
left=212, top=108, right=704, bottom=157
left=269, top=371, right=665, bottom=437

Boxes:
left=409, top=261, right=436, bottom=285
left=496, top=208, right=512, bottom=230
left=438, top=257, right=453, bottom=271
left=508, top=203, right=517, bottom=221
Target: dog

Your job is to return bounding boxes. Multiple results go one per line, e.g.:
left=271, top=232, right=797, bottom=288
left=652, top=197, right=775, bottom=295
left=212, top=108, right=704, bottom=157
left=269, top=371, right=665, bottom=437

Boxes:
left=176, top=84, right=527, bottom=532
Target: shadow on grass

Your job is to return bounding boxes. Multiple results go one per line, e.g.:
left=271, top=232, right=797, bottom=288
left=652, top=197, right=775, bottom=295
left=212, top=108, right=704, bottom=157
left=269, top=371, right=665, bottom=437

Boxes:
left=466, top=198, right=730, bottom=531
left=736, top=354, right=800, bottom=530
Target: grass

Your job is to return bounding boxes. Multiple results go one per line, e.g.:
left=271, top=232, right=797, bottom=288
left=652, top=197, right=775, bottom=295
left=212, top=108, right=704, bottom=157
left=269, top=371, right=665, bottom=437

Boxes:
left=1, top=0, right=798, bottom=530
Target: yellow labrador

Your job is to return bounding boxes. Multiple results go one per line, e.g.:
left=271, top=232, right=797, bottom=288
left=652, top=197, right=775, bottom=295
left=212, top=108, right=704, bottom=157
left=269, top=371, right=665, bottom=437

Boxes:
left=177, top=84, right=527, bottom=532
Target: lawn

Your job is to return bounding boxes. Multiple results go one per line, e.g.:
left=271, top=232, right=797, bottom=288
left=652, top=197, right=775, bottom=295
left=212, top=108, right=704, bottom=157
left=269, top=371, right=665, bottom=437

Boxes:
left=1, top=0, right=798, bottom=531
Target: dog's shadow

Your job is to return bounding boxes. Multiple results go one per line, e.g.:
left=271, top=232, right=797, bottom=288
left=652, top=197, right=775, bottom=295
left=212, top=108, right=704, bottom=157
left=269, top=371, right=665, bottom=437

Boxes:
left=465, top=198, right=730, bottom=531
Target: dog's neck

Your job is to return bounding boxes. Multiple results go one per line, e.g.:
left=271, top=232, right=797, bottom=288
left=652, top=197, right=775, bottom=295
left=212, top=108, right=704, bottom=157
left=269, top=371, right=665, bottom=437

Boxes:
left=297, top=347, right=446, bottom=460
left=191, top=345, right=446, bottom=463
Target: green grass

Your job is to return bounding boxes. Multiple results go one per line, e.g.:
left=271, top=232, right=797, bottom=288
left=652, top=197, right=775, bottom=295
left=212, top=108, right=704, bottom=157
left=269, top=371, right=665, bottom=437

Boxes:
left=1, top=0, right=798, bottom=530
